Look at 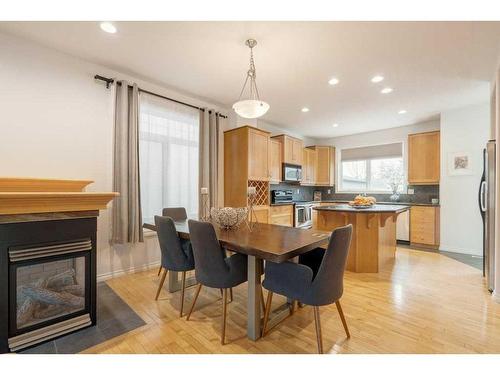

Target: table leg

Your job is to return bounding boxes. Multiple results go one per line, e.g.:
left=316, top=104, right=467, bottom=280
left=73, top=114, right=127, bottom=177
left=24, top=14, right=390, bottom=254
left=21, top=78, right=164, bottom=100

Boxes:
left=247, top=255, right=262, bottom=341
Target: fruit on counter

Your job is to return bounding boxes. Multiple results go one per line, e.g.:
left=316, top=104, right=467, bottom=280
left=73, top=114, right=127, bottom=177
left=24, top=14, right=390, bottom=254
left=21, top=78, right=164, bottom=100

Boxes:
left=348, top=195, right=377, bottom=206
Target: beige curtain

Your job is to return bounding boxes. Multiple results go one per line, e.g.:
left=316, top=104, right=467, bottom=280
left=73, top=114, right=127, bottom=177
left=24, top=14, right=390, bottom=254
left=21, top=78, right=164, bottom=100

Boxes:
left=199, top=110, right=225, bottom=214
left=112, top=81, right=143, bottom=244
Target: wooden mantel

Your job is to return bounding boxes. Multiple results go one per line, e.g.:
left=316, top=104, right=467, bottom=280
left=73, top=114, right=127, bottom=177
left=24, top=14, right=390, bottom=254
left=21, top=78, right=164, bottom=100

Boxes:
left=0, top=178, right=118, bottom=215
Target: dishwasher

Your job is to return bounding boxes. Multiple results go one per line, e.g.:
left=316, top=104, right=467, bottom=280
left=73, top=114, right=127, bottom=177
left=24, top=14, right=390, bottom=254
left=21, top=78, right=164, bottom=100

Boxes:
left=396, top=209, right=410, bottom=242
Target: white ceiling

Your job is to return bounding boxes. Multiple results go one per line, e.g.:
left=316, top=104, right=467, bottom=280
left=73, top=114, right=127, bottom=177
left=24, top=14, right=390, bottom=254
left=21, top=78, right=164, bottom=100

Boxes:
left=1, top=21, right=499, bottom=138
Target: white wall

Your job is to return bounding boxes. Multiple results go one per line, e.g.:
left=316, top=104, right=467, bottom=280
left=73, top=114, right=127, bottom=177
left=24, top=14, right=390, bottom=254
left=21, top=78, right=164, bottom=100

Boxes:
left=440, top=102, right=490, bottom=255
left=314, top=119, right=441, bottom=188
left=0, top=31, right=226, bottom=280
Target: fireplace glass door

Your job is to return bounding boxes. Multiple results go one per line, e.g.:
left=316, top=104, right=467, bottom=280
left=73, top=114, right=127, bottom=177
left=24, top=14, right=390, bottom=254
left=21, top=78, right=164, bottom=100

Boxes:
left=9, top=240, right=91, bottom=336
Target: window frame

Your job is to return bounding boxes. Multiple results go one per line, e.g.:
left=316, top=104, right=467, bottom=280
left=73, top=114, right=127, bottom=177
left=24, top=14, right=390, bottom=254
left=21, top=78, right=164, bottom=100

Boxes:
left=337, top=142, right=406, bottom=194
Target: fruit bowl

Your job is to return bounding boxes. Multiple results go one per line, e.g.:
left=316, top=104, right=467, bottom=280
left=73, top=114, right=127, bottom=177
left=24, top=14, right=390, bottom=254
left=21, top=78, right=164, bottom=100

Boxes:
left=210, top=207, right=248, bottom=230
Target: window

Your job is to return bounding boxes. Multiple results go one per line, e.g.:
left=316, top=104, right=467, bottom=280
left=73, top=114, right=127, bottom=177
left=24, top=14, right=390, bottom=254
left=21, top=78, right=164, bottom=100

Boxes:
left=338, top=143, right=404, bottom=193
left=139, top=93, right=200, bottom=224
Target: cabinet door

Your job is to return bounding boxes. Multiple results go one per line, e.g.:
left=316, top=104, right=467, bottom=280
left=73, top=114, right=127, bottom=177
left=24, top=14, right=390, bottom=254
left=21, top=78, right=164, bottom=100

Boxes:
left=408, top=131, right=440, bottom=184
left=248, top=130, right=269, bottom=181
left=292, top=139, right=303, bottom=165
left=269, top=205, right=293, bottom=226
left=284, top=137, right=294, bottom=164
left=315, top=146, right=333, bottom=185
left=250, top=206, right=270, bottom=223
left=269, top=139, right=282, bottom=183
left=309, top=149, right=317, bottom=184
left=302, top=148, right=309, bottom=183
left=410, top=206, right=439, bottom=246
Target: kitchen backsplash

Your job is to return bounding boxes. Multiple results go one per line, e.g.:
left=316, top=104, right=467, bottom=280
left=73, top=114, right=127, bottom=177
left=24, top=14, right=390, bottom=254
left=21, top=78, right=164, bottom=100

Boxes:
left=270, top=183, right=439, bottom=204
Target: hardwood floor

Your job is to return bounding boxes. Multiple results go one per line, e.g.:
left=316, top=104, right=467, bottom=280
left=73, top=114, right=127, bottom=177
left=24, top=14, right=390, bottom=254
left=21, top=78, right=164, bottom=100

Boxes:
left=82, top=247, right=500, bottom=354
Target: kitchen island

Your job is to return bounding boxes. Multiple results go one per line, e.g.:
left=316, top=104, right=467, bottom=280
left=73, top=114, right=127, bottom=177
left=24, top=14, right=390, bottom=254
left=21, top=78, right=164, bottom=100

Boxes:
left=313, top=204, right=410, bottom=273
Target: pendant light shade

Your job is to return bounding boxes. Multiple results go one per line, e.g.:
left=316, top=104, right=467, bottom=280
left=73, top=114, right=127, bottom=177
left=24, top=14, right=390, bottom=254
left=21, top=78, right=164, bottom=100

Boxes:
left=232, top=99, right=270, bottom=119
left=233, top=39, right=269, bottom=119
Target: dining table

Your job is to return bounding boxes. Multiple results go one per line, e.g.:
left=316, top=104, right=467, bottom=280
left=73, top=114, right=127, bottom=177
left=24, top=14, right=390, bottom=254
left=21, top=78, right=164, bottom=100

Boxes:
left=144, top=219, right=331, bottom=341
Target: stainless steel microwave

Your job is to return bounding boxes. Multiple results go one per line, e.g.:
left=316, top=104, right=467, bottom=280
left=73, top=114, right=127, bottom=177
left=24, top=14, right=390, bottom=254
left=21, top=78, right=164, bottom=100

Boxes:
left=283, top=163, right=302, bottom=183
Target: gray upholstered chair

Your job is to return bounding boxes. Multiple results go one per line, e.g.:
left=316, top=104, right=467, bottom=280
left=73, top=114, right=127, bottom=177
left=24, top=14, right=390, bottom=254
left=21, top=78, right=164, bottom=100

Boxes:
left=162, top=207, right=188, bottom=221
left=157, top=207, right=189, bottom=276
left=154, top=215, right=195, bottom=317
left=186, top=219, right=248, bottom=344
left=262, top=224, right=353, bottom=353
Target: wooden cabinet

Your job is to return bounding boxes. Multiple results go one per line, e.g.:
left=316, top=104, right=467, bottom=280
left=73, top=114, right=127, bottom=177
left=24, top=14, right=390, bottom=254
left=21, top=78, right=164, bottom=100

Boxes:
left=269, top=139, right=282, bottom=184
left=308, top=146, right=335, bottom=186
left=248, top=128, right=270, bottom=181
left=250, top=205, right=270, bottom=224
left=301, top=148, right=317, bottom=185
left=410, top=206, right=440, bottom=247
left=408, top=131, right=440, bottom=185
left=269, top=204, right=294, bottom=227
left=224, top=126, right=270, bottom=208
left=272, top=135, right=303, bottom=166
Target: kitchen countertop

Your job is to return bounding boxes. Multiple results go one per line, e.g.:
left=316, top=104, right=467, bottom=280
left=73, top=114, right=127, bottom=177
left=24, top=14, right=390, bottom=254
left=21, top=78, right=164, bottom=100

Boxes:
left=270, top=200, right=439, bottom=207
left=314, top=203, right=410, bottom=213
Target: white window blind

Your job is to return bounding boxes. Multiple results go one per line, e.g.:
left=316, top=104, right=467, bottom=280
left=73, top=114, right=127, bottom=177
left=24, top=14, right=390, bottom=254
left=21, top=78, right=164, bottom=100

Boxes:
left=339, top=142, right=404, bottom=193
left=139, top=93, right=200, bottom=224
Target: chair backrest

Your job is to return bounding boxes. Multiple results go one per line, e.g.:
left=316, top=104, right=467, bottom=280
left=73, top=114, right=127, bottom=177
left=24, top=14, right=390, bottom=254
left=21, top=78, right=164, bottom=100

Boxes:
left=187, top=220, right=229, bottom=286
left=312, top=224, right=352, bottom=304
left=155, top=215, right=189, bottom=270
left=162, top=207, right=187, bottom=221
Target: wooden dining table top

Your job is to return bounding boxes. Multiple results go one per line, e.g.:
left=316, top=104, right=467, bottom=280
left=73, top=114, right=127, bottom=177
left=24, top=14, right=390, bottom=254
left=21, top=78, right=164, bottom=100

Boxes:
left=144, top=220, right=331, bottom=263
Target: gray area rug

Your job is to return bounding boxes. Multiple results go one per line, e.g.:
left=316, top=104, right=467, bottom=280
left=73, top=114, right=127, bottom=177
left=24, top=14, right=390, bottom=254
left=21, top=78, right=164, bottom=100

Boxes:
left=20, top=282, right=145, bottom=354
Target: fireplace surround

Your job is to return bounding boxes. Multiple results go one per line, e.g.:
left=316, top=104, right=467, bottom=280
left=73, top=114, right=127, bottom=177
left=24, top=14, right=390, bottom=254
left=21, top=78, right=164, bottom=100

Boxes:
left=0, top=213, right=97, bottom=352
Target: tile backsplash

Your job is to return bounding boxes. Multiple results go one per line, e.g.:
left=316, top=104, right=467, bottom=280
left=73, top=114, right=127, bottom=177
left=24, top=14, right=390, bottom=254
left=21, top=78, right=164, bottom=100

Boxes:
left=270, top=183, right=439, bottom=204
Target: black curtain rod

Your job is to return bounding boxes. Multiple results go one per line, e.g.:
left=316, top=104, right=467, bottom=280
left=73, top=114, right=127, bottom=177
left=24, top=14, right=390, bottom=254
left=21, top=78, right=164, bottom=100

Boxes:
left=94, top=74, right=228, bottom=118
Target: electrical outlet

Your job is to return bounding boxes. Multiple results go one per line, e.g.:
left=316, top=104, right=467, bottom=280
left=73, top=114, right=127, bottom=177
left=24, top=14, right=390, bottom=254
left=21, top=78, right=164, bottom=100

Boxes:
left=296, top=189, right=300, bottom=194
left=327, top=189, right=331, bottom=194
left=407, top=188, right=415, bottom=195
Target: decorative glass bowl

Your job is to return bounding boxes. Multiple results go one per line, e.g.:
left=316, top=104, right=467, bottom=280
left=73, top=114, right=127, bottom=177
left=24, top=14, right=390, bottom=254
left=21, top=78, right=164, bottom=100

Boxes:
left=210, top=207, right=248, bottom=230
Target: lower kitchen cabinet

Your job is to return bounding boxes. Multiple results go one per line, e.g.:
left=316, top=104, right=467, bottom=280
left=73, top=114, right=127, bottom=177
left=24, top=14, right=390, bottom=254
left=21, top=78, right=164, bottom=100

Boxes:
left=269, top=204, right=294, bottom=227
left=250, top=205, right=270, bottom=224
left=410, top=206, right=440, bottom=248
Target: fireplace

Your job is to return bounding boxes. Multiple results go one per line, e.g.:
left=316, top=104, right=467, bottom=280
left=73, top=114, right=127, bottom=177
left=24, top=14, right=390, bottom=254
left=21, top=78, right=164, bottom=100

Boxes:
left=0, top=215, right=97, bottom=352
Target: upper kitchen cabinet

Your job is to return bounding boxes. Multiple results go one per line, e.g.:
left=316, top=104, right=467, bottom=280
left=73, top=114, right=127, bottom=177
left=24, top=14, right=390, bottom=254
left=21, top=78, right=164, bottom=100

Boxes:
left=269, top=138, right=282, bottom=184
left=408, top=131, right=440, bottom=185
left=301, top=147, right=317, bottom=185
left=224, top=126, right=271, bottom=207
left=309, top=146, right=335, bottom=186
left=272, top=135, right=303, bottom=166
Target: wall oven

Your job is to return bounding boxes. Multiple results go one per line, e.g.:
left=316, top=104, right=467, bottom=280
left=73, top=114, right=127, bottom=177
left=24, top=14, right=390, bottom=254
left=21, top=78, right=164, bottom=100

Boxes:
left=283, top=163, right=302, bottom=183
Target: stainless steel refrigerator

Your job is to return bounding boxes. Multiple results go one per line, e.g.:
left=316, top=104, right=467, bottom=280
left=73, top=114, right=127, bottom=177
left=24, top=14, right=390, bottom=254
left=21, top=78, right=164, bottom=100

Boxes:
left=479, top=140, right=496, bottom=292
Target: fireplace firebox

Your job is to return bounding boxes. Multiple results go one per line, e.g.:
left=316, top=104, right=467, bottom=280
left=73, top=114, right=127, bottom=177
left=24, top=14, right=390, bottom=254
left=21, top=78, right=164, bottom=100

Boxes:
left=0, top=214, right=97, bottom=352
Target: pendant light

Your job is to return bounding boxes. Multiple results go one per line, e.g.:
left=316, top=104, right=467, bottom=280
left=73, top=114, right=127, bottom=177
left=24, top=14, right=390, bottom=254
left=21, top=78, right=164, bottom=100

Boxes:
left=232, top=39, right=270, bottom=119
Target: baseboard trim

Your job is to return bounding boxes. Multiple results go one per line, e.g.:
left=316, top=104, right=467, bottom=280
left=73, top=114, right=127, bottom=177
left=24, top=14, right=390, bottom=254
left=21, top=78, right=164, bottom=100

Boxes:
left=97, top=260, right=161, bottom=282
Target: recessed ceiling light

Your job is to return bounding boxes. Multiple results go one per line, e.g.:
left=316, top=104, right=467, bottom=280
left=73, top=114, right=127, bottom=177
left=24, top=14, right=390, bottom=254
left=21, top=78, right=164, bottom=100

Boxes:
left=398, top=110, right=407, bottom=114
left=332, top=123, right=339, bottom=128
left=381, top=87, right=393, bottom=94
left=100, top=22, right=117, bottom=34
left=301, top=107, right=310, bottom=113
left=371, top=75, right=384, bottom=83
left=328, top=77, right=339, bottom=85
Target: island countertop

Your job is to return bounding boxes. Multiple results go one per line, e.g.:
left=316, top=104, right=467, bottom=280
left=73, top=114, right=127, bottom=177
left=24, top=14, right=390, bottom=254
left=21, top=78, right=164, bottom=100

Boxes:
left=313, top=203, right=410, bottom=214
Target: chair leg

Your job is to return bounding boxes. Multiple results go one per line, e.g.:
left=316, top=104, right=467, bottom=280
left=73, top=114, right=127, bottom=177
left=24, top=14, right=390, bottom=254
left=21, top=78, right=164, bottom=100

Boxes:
left=261, top=291, right=273, bottom=337
left=157, top=265, right=162, bottom=276
left=335, top=300, right=350, bottom=338
left=260, top=287, right=266, bottom=314
left=229, top=288, right=233, bottom=302
left=221, top=288, right=228, bottom=345
left=155, top=268, right=167, bottom=300
left=313, top=306, right=323, bottom=354
left=179, top=271, right=186, bottom=317
left=186, top=283, right=202, bottom=321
